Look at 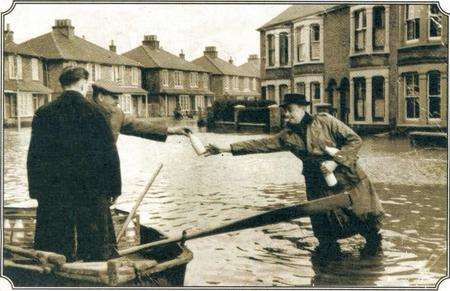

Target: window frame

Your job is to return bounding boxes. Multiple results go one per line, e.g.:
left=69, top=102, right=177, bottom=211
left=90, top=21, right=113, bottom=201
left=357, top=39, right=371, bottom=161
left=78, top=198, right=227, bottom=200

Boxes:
left=279, top=32, right=289, bottom=66
left=405, top=5, right=420, bottom=42
left=267, top=34, right=275, bottom=67
left=372, top=6, right=386, bottom=51
left=404, top=72, right=420, bottom=120
left=354, top=9, right=367, bottom=52
left=310, top=81, right=321, bottom=101
left=190, top=72, right=198, bottom=88
left=31, top=58, right=39, bottom=81
left=371, top=76, right=386, bottom=121
left=428, top=4, right=442, bottom=40
left=427, top=71, right=441, bottom=120
left=310, top=24, right=321, bottom=61
left=353, top=77, right=366, bottom=121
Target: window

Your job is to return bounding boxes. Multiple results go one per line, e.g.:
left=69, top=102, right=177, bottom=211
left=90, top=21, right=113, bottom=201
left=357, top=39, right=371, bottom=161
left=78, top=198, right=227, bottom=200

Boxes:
left=31, top=58, right=39, bottom=81
left=203, top=73, right=209, bottom=89
left=296, top=82, right=305, bottom=94
left=267, top=34, right=275, bottom=66
left=372, top=76, right=385, bottom=121
left=161, top=70, right=169, bottom=87
left=252, top=78, right=257, bottom=91
left=120, top=94, right=132, bottom=114
left=279, top=32, right=289, bottom=66
left=429, top=4, right=442, bottom=38
left=8, top=55, right=22, bottom=79
left=17, top=93, right=33, bottom=117
left=112, top=66, right=120, bottom=82
left=354, top=77, right=366, bottom=121
left=174, top=71, right=183, bottom=87
left=86, top=63, right=94, bottom=82
left=428, top=71, right=441, bottom=118
left=279, top=84, right=289, bottom=103
left=195, top=95, right=205, bottom=110
left=233, top=76, right=239, bottom=90
left=131, top=67, right=139, bottom=85
left=355, top=10, right=367, bottom=52
left=223, top=76, right=229, bottom=89
left=244, top=78, right=250, bottom=91
left=373, top=6, right=386, bottom=50
left=94, top=64, right=102, bottom=81
left=267, top=85, right=275, bottom=101
left=178, top=95, right=190, bottom=112
left=119, top=66, right=125, bottom=84
left=404, top=72, right=420, bottom=119
left=296, top=26, right=308, bottom=62
left=310, top=82, right=321, bottom=100
left=406, top=5, right=420, bottom=41
left=310, top=24, right=320, bottom=60
left=190, top=72, right=198, bottom=88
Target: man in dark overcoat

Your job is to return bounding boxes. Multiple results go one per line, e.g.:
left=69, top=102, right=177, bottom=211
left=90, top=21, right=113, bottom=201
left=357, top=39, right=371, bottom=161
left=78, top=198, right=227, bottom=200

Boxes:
left=27, top=67, right=121, bottom=262
left=205, top=94, right=384, bottom=259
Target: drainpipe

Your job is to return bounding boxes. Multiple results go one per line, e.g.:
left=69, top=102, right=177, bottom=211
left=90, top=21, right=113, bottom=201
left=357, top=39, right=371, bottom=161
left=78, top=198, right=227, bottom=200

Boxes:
left=14, top=52, right=21, bottom=132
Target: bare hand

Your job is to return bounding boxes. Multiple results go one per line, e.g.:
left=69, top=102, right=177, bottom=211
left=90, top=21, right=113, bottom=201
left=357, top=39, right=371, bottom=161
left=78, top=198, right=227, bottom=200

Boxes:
left=168, top=127, right=192, bottom=136
left=205, top=143, right=222, bottom=156
left=320, top=160, right=338, bottom=174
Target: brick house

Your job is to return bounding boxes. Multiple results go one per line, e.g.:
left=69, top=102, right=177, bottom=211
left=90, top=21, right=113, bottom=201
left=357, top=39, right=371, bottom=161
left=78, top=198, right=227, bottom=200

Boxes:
left=192, top=46, right=261, bottom=101
left=17, top=19, right=148, bottom=118
left=258, top=4, right=448, bottom=132
left=3, top=25, right=52, bottom=125
left=122, top=35, right=213, bottom=117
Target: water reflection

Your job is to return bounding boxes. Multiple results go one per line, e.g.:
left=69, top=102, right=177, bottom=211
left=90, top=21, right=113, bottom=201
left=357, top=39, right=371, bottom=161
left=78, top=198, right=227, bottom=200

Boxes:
left=3, top=127, right=447, bottom=287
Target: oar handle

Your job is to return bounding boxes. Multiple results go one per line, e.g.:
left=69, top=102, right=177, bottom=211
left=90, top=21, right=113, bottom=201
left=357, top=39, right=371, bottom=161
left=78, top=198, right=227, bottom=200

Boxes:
left=116, top=163, right=163, bottom=242
left=118, top=192, right=352, bottom=256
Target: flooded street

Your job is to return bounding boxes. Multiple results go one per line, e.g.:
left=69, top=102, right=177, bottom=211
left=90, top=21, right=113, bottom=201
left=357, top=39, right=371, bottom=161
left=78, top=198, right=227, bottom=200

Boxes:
left=3, top=125, right=448, bottom=287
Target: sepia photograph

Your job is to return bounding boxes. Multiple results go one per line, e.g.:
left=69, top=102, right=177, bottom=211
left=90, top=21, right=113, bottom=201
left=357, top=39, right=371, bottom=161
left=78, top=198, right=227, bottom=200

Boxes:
left=1, top=0, right=448, bottom=288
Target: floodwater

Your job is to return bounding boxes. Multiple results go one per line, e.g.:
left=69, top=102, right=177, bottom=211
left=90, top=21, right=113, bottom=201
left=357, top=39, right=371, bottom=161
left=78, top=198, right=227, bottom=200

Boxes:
left=3, top=123, right=448, bottom=287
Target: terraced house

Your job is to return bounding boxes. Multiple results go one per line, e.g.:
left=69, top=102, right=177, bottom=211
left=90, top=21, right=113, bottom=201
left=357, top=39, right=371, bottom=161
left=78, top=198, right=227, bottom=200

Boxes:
left=192, top=46, right=261, bottom=101
left=3, top=25, right=52, bottom=126
left=259, top=4, right=448, bottom=132
left=17, top=19, right=148, bottom=117
left=123, top=35, right=213, bottom=117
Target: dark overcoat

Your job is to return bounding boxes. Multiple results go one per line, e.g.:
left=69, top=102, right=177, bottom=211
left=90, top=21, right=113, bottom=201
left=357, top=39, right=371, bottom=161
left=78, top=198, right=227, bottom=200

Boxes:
left=27, top=90, right=122, bottom=262
left=230, top=113, right=384, bottom=242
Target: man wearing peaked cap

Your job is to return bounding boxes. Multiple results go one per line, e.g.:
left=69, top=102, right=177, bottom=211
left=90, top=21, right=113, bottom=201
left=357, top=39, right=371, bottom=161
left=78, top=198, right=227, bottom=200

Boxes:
left=205, top=92, right=384, bottom=261
left=91, top=80, right=190, bottom=143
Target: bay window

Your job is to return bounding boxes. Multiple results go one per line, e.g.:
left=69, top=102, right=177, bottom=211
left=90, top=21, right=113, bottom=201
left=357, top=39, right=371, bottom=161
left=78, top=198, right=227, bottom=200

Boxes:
left=404, top=72, right=420, bottom=119
left=429, top=4, right=442, bottom=38
left=354, top=77, right=366, bottom=121
left=267, top=34, right=275, bottom=66
left=279, top=32, right=289, bottom=66
left=310, top=24, right=320, bottom=60
left=406, top=5, right=420, bottom=41
left=372, top=76, right=385, bottom=121
left=428, top=71, right=441, bottom=118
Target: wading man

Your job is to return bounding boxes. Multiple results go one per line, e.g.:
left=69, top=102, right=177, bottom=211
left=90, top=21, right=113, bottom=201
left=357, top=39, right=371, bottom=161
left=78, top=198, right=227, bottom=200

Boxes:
left=205, top=93, right=384, bottom=258
left=27, top=67, right=122, bottom=262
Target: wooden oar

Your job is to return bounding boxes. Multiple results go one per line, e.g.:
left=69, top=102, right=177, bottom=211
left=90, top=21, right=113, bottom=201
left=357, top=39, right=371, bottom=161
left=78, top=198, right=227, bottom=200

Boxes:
left=118, top=192, right=352, bottom=256
left=116, top=163, right=163, bottom=242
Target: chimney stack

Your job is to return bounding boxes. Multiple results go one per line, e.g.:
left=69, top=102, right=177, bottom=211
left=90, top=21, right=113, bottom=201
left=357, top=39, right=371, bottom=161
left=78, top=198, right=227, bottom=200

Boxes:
left=109, top=40, right=117, bottom=52
left=4, top=23, right=14, bottom=43
left=179, top=49, right=185, bottom=60
left=53, top=19, right=75, bottom=39
left=248, top=54, right=259, bottom=62
left=204, top=46, right=218, bottom=58
left=228, top=57, right=233, bottom=65
left=142, top=35, right=159, bottom=49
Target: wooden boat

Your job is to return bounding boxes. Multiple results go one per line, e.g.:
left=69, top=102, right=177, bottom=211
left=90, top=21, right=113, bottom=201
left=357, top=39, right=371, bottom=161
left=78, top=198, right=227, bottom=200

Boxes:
left=3, top=201, right=193, bottom=287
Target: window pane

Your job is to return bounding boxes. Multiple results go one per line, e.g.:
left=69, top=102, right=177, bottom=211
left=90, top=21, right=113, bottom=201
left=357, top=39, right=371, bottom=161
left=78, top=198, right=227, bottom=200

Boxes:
left=406, top=97, right=420, bottom=118
left=372, top=76, right=385, bottom=120
left=429, top=97, right=441, bottom=118
left=354, top=78, right=366, bottom=120
left=296, top=82, right=305, bottom=94
left=429, top=72, right=441, bottom=95
left=279, top=33, right=289, bottom=66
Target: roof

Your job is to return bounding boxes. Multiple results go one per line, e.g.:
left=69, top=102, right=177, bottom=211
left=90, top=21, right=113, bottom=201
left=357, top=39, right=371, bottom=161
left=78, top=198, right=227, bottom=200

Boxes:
left=4, top=80, right=52, bottom=94
left=192, top=55, right=254, bottom=77
left=122, top=45, right=208, bottom=72
left=4, top=41, right=41, bottom=58
left=238, top=60, right=260, bottom=78
left=258, top=4, right=337, bottom=30
left=92, top=79, right=147, bottom=95
left=17, top=31, right=140, bottom=67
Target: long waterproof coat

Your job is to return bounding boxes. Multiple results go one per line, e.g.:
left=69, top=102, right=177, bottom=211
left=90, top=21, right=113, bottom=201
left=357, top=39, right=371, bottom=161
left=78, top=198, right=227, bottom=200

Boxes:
left=27, top=90, right=122, bottom=262
left=230, top=113, right=384, bottom=242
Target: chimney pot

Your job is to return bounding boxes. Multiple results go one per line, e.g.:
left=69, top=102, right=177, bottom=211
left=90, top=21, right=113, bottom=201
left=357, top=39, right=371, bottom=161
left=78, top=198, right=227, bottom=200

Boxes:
left=109, top=40, right=117, bottom=53
left=4, top=23, right=13, bottom=43
left=204, top=46, right=218, bottom=58
left=53, top=19, right=75, bottom=38
left=179, top=49, right=185, bottom=60
left=142, top=35, right=159, bottom=49
left=228, top=57, right=233, bottom=65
